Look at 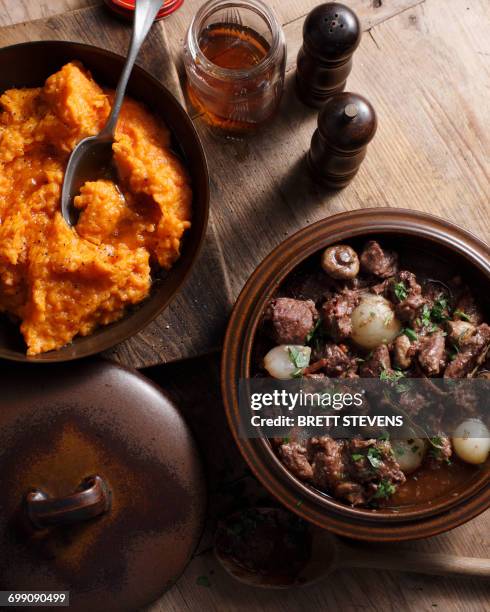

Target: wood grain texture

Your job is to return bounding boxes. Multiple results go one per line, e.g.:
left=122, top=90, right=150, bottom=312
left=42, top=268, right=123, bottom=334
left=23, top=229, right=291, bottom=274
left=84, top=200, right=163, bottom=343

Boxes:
left=0, top=0, right=97, bottom=27
left=0, top=4, right=232, bottom=368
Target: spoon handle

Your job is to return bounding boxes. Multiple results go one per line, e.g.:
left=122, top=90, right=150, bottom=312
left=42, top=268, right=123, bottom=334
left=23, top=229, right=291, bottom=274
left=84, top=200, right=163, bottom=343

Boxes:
left=102, top=0, right=163, bottom=137
left=338, top=543, right=490, bottom=578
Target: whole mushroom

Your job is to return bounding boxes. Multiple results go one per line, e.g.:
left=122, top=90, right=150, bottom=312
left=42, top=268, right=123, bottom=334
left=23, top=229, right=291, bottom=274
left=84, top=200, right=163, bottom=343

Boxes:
left=321, top=245, right=360, bottom=280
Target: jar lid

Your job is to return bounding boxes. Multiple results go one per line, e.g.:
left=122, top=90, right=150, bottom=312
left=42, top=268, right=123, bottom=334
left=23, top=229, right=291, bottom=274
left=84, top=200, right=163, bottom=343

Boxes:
left=0, top=360, right=205, bottom=611
left=105, top=0, right=183, bottom=21
left=317, top=92, right=377, bottom=152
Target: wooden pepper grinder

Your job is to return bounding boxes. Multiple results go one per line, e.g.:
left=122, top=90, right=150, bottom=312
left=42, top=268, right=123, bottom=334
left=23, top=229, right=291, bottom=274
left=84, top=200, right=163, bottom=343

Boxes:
left=296, top=3, right=361, bottom=107
left=307, top=92, right=377, bottom=188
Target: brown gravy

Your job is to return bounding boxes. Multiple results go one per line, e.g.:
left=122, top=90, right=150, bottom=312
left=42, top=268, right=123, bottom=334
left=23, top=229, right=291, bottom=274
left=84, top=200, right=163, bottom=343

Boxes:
left=389, top=458, right=484, bottom=507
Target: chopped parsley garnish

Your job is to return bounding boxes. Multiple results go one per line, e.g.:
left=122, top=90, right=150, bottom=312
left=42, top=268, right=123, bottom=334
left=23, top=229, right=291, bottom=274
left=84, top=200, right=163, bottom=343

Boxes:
left=351, top=453, right=364, bottom=462
left=395, top=447, right=406, bottom=456
left=282, top=436, right=290, bottom=444
left=403, top=328, right=418, bottom=341
left=378, top=432, right=390, bottom=441
left=431, top=435, right=444, bottom=447
left=431, top=296, right=449, bottom=323
left=428, top=436, right=445, bottom=458
left=305, top=318, right=322, bottom=344
left=295, top=499, right=303, bottom=508
left=380, top=368, right=409, bottom=394
left=374, top=479, right=396, bottom=499
left=380, top=369, right=405, bottom=383
left=367, top=446, right=383, bottom=469
left=394, top=282, right=408, bottom=302
left=421, top=304, right=432, bottom=327
left=288, top=347, right=310, bottom=377
left=411, top=445, right=420, bottom=453
left=454, top=309, right=471, bottom=322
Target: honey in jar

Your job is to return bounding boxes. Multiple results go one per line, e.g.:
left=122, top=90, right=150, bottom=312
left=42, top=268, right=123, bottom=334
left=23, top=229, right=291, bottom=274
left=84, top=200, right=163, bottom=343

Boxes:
left=184, top=0, right=286, bottom=134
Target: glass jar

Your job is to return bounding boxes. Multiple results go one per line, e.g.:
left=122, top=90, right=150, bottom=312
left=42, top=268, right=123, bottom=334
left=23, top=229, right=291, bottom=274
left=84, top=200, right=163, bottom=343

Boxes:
left=184, top=0, right=286, bottom=134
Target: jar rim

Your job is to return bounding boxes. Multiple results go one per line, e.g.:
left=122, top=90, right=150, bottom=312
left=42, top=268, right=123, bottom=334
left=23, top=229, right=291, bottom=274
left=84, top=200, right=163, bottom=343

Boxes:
left=186, top=0, right=285, bottom=80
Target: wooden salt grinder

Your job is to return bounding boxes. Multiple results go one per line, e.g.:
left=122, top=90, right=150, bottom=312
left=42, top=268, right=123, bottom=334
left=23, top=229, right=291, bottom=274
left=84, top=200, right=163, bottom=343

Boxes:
left=307, top=92, right=377, bottom=188
left=296, top=3, right=361, bottom=107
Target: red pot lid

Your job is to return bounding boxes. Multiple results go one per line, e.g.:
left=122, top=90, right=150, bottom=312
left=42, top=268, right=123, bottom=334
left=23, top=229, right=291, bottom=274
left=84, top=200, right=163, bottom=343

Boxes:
left=105, top=0, right=184, bottom=20
left=0, top=360, right=205, bottom=611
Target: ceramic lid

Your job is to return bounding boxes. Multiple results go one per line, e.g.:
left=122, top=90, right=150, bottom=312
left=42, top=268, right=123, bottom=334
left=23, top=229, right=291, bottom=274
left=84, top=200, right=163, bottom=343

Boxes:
left=0, top=360, right=205, bottom=611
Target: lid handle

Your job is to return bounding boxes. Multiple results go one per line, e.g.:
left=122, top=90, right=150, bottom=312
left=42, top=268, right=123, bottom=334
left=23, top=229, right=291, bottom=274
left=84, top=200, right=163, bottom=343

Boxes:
left=25, top=475, right=111, bottom=530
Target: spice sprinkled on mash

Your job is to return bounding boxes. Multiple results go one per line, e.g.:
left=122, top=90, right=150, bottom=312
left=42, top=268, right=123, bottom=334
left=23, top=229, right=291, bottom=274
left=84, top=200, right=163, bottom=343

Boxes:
left=0, top=62, right=192, bottom=355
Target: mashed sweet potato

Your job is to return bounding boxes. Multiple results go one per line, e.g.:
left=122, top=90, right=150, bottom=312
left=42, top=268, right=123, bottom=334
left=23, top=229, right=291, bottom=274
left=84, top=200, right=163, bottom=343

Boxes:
left=0, top=62, right=191, bottom=355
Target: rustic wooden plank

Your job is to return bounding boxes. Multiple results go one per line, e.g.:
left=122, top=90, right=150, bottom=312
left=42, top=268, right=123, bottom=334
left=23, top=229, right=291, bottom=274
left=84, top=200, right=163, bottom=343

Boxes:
left=0, top=4, right=232, bottom=368
left=277, top=0, right=426, bottom=28
left=167, top=0, right=426, bottom=45
left=0, top=0, right=97, bottom=27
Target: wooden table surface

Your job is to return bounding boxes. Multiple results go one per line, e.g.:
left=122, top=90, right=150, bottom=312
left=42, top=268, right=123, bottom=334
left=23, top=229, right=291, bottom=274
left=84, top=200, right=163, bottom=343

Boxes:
left=1, top=1, right=489, bottom=611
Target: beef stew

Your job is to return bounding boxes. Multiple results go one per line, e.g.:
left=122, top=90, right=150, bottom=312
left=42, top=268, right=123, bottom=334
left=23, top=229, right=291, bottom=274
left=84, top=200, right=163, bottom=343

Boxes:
left=254, top=240, right=490, bottom=508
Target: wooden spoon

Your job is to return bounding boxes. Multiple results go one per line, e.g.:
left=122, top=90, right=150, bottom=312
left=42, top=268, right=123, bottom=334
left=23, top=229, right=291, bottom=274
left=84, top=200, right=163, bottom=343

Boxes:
left=215, top=508, right=490, bottom=589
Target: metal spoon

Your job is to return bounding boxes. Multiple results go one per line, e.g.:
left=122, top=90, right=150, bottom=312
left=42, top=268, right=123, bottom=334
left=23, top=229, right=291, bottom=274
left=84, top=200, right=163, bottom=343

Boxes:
left=215, top=508, right=490, bottom=588
left=60, top=0, right=163, bottom=226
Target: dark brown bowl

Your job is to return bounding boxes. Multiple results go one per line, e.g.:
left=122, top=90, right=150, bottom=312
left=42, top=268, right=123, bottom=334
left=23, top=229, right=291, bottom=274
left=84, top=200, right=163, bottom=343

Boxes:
left=221, top=208, right=490, bottom=541
left=0, top=40, right=209, bottom=362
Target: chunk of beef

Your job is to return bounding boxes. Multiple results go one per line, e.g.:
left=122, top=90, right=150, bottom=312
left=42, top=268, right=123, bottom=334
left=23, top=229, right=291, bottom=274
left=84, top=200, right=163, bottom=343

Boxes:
left=360, top=344, right=391, bottom=378
left=321, top=289, right=360, bottom=341
left=277, top=441, right=313, bottom=481
left=418, top=331, right=446, bottom=376
left=308, top=437, right=370, bottom=505
left=396, top=294, right=426, bottom=323
left=423, top=280, right=450, bottom=304
left=393, top=334, right=416, bottom=369
left=334, top=482, right=366, bottom=505
left=446, top=320, right=476, bottom=348
left=389, top=271, right=427, bottom=323
left=286, top=269, right=337, bottom=303
left=265, top=298, right=318, bottom=345
left=444, top=323, right=490, bottom=378
left=360, top=241, right=398, bottom=278
left=450, top=386, right=479, bottom=421
left=347, top=439, right=406, bottom=503
left=398, top=390, right=430, bottom=418
left=305, top=343, right=353, bottom=377
left=279, top=436, right=406, bottom=507
left=308, top=437, right=346, bottom=491
left=454, top=290, right=484, bottom=326
left=348, top=439, right=405, bottom=483
left=425, top=436, right=452, bottom=469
